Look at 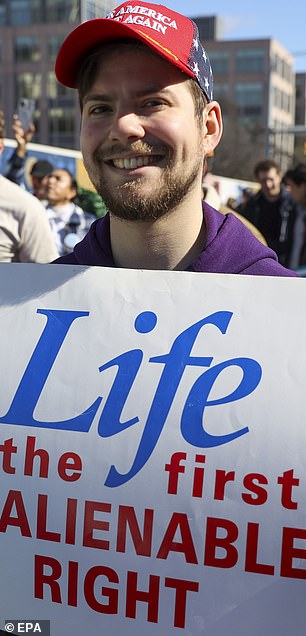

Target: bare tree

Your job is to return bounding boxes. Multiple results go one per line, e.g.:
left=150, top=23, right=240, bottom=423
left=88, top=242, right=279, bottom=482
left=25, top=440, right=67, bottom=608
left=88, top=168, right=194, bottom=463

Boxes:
left=210, top=98, right=266, bottom=180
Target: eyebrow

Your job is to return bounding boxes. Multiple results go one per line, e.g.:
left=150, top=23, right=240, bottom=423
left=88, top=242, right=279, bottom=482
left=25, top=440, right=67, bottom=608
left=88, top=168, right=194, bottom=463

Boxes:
left=83, top=94, right=109, bottom=105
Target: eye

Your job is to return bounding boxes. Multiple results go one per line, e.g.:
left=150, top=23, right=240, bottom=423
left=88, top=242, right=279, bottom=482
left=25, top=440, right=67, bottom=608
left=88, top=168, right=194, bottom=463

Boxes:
left=142, top=97, right=167, bottom=109
left=88, top=104, right=112, bottom=116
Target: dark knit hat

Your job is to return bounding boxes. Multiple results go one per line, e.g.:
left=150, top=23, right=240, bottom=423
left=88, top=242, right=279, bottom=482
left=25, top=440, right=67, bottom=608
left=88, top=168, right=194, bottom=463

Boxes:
left=30, top=159, right=53, bottom=178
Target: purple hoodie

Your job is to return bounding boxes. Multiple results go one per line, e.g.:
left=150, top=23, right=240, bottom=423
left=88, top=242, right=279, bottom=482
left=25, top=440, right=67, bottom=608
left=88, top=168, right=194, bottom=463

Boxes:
left=54, top=203, right=298, bottom=277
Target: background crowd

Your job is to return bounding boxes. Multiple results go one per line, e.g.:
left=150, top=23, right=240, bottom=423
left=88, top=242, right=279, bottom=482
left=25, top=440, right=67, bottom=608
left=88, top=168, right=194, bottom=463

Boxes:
left=0, top=107, right=305, bottom=270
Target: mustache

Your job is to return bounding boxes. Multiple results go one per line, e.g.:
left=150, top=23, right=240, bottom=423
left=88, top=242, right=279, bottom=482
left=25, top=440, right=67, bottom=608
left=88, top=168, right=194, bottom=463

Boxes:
left=94, top=141, right=168, bottom=162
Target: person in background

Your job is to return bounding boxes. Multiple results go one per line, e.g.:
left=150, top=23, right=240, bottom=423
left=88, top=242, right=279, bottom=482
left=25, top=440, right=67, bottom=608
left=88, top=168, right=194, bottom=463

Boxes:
left=242, top=159, right=298, bottom=266
left=283, top=163, right=306, bottom=268
left=44, top=168, right=96, bottom=256
left=3, top=111, right=106, bottom=218
left=52, top=0, right=296, bottom=277
left=3, top=111, right=54, bottom=199
left=284, top=163, right=306, bottom=207
left=29, top=159, right=54, bottom=201
left=202, top=182, right=267, bottom=246
left=4, top=113, right=35, bottom=185
left=236, top=187, right=254, bottom=215
left=0, top=112, right=58, bottom=262
left=225, top=197, right=238, bottom=211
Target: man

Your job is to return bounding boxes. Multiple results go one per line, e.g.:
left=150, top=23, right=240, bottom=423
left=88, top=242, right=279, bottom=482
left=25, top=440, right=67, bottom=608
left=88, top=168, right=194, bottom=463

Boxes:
left=4, top=112, right=106, bottom=217
left=4, top=113, right=36, bottom=185
left=284, top=163, right=306, bottom=208
left=243, top=159, right=297, bottom=266
left=44, top=168, right=95, bottom=255
left=29, top=159, right=54, bottom=200
left=0, top=114, right=58, bottom=263
left=53, top=0, right=296, bottom=277
left=235, top=187, right=254, bottom=215
left=284, top=163, right=306, bottom=268
left=3, top=111, right=54, bottom=199
left=7, top=147, right=53, bottom=202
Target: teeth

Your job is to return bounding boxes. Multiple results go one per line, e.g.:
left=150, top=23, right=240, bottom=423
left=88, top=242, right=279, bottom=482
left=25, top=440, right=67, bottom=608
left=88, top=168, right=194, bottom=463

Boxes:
left=112, top=156, right=154, bottom=169
left=128, top=158, right=137, bottom=169
left=113, top=158, right=125, bottom=169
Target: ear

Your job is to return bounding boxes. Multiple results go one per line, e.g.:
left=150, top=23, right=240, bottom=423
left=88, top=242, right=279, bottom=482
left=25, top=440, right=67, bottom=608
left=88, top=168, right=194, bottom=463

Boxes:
left=0, top=138, right=4, bottom=154
left=201, top=101, right=223, bottom=156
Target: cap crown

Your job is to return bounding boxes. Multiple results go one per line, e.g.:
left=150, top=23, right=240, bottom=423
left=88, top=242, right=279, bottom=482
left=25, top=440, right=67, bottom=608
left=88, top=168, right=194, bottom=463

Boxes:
left=55, top=1, right=213, bottom=101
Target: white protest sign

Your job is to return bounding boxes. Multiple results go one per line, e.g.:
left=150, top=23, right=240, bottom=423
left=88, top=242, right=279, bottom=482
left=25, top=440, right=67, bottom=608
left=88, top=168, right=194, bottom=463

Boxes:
left=0, top=263, right=305, bottom=636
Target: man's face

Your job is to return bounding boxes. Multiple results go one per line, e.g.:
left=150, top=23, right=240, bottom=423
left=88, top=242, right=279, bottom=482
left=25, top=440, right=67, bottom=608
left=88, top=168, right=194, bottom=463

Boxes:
left=286, top=179, right=306, bottom=207
left=45, top=170, right=76, bottom=206
left=80, top=45, right=207, bottom=221
left=257, top=167, right=282, bottom=201
left=32, top=175, right=48, bottom=200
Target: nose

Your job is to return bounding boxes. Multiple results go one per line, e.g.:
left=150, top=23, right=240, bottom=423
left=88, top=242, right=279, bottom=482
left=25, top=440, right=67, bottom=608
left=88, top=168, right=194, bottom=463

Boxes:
left=108, top=110, right=145, bottom=144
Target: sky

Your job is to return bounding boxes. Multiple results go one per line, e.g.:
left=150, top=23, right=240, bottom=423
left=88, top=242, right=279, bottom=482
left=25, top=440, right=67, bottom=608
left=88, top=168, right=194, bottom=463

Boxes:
left=154, top=0, right=306, bottom=72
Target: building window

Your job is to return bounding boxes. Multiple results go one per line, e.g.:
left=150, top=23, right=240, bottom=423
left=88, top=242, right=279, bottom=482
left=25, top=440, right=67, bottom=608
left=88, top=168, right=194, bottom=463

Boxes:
left=235, top=49, right=265, bottom=73
left=272, top=87, right=292, bottom=113
left=45, top=0, right=79, bottom=22
left=277, top=58, right=292, bottom=82
left=14, top=36, right=41, bottom=63
left=16, top=72, right=41, bottom=100
left=282, top=60, right=291, bottom=83
left=273, top=87, right=281, bottom=109
left=49, top=108, right=75, bottom=133
left=272, top=54, right=281, bottom=75
left=235, top=82, right=263, bottom=116
left=82, top=0, right=116, bottom=20
left=213, top=82, right=229, bottom=100
left=208, top=51, right=229, bottom=75
left=0, top=2, right=6, bottom=26
left=47, top=72, right=74, bottom=100
left=282, top=92, right=290, bottom=113
left=48, top=107, right=76, bottom=148
left=10, top=0, right=41, bottom=25
left=271, top=53, right=292, bottom=81
left=48, top=36, right=63, bottom=62
left=295, top=76, right=305, bottom=97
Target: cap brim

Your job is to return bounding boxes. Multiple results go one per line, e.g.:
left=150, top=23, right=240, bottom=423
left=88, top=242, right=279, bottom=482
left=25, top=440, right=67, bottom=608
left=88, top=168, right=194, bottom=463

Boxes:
left=55, top=18, right=194, bottom=88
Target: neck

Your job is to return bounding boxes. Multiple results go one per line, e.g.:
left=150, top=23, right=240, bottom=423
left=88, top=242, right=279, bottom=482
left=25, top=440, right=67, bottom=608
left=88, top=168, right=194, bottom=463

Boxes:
left=263, top=190, right=281, bottom=202
left=109, top=195, right=206, bottom=271
left=48, top=200, right=73, bottom=208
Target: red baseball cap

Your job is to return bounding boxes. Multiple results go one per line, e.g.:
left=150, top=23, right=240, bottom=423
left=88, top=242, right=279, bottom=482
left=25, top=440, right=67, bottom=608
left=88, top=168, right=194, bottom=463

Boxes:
left=55, top=1, right=213, bottom=101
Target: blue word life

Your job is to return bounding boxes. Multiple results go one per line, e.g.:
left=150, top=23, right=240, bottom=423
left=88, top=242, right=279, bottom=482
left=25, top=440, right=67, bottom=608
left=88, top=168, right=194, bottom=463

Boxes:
left=0, top=309, right=262, bottom=487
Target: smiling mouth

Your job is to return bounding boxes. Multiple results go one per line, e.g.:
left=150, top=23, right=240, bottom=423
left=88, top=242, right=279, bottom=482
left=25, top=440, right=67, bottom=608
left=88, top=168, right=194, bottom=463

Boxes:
left=108, top=155, right=162, bottom=170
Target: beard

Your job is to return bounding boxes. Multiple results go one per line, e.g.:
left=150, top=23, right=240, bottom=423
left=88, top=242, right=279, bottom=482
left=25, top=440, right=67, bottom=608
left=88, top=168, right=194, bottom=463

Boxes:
left=86, top=142, right=203, bottom=222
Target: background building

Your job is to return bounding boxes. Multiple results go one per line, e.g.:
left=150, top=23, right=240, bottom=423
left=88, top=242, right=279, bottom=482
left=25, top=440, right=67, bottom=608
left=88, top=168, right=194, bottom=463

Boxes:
left=0, top=0, right=115, bottom=149
left=0, top=6, right=304, bottom=180
left=193, top=16, right=297, bottom=179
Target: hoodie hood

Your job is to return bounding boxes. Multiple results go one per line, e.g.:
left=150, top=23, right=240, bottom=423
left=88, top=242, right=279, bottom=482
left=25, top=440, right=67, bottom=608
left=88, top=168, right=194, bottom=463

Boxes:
left=188, top=203, right=288, bottom=275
